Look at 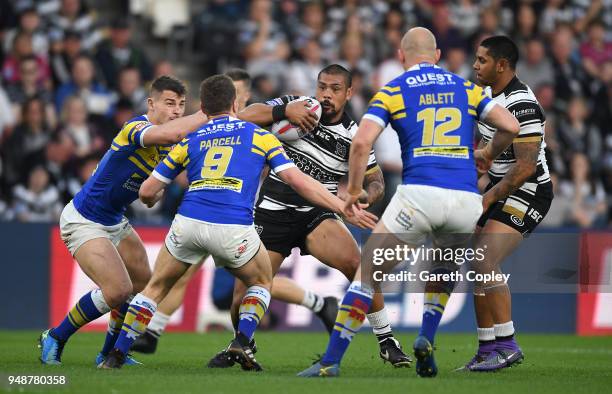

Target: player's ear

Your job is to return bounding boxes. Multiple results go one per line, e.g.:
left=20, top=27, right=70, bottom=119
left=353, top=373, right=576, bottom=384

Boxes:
left=435, top=49, right=441, bottom=63
left=497, top=59, right=507, bottom=74
left=147, top=97, right=154, bottom=112
left=397, top=48, right=405, bottom=64
left=345, top=86, right=353, bottom=100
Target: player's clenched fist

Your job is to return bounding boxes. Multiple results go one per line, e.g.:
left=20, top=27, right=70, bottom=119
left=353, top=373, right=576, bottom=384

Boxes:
left=286, top=100, right=319, bottom=132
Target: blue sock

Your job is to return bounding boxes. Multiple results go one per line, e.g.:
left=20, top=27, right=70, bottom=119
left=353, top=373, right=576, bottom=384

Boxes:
left=100, top=298, right=131, bottom=356
left=321, top=282, right=373, bottom=365
left=418, top=269, right=455, bottom=345
left=50, top=289, right=110, bottom=342
left=237, top=286, right=271, bottom=340
left=114, top=294, right=157, bottom=355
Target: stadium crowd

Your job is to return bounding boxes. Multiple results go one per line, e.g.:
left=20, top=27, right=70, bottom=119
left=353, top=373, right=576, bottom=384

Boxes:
left=0, top=0, right=610, bottom=228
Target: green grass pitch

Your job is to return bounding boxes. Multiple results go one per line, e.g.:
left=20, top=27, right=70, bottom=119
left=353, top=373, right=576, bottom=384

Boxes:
left=1, top=331, right=611, bottom=394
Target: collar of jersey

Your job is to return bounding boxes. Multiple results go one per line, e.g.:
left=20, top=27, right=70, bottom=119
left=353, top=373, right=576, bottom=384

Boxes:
left=407, top=62, right=439, bottom=72
left=207, top=114, right=239, bottom=124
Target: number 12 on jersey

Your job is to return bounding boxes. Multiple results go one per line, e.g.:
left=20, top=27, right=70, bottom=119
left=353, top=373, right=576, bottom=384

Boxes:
left=417, top=107, right=462, bottom=146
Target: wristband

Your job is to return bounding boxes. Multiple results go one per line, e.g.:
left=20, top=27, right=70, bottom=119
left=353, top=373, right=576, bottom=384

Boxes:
left=272, top=104, right=287, bottom=122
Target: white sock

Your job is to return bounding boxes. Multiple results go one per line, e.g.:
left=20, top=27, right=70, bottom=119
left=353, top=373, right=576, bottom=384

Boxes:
left=301, top=290, right=324, bottom=313
left=367, top=307, right=393, bottom=341
left=148, top=311, right=171, bottom=337
left=477, top=327, right=495, bottom=341
left=91, top=288, right=111, bottom=314
left=494, top=321, right=515, bottom=337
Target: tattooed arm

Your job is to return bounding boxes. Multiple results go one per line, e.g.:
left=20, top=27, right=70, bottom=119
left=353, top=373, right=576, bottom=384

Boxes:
left=363, top=166, right=385, bottom=205
left=482, top=140, right=540, bottom=211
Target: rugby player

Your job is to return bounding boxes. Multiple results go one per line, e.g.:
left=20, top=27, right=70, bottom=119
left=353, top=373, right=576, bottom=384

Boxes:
left=208, top=64, right=414, bottom=369
left=39, top=76, right=208, bottom=365
left=99, top=74, right=375, bottom=370
left=132, top=69, right=340, bottom=354
left=298, top=27, right=520, bottom=378
left=459, top=36, right=553, bottom=372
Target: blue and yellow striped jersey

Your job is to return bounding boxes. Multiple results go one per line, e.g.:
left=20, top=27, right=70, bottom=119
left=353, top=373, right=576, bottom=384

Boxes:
left=363, top=63, right=495, bottom=193
left=153, top=115, right=295, bottom=225
left=73, top=114, right=171, bottom=225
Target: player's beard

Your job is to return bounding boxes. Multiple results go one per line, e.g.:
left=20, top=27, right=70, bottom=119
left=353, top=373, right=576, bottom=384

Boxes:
left=320, top=100, right=337, bottom=123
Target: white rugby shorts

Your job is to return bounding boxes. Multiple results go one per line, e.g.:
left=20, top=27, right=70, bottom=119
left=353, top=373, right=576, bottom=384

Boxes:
left=381, top=184, right=483, bottom=247
left=165, top=214, right=261, bottom=269
left=59, top=200, right=133, bottom=255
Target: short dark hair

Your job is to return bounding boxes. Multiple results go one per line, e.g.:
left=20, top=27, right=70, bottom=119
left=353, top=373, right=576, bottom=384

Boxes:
left=151, top=75, right=186, bottom=97
left=225, top=68, right=251, bottom=89
left=199, top=74, right=236, bottom=116
left=480, top=35, right=519, bottom=69
left=318, top=64, right=352, bottom=87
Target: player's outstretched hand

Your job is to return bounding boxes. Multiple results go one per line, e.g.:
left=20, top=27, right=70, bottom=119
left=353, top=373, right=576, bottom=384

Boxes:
left=286, top=100, right=318, bottom=132
left=344, top=206, right=378, bottom=229
left=474, top=148, right=493, bottom=175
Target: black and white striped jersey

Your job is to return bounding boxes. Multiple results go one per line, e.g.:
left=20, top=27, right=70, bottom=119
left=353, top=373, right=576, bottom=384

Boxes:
left=258, top=95, right=378, bottom=211
left=478, top=76, right=551, bottom=194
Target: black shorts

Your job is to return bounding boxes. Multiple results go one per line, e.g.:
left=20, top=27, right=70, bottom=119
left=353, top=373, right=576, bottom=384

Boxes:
left=477, top=182, right=553, bottom=235
left=254, top=207, right=341, bottom=257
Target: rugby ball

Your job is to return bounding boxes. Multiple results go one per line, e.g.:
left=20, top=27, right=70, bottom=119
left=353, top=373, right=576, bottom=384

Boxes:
left=270, top=96, right=322, bottom=141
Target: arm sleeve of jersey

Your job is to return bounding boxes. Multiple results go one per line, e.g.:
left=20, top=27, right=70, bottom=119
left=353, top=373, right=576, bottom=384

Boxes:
left=265, top=95, right=300, bottom=106
left=152, top=139, right=189, bottom=183
left=365, top=150, right=379, bottom=174
left=507, top=101, right=545, bottom=141
left=129, top=120, right=153, bottom=147
left=362, top=90, right=391, bottom=128
left=113, top=120, right=152, bottom=148
left=467, top=83, right=496, bottom=120
left=252, top=129, right=295, bottom=173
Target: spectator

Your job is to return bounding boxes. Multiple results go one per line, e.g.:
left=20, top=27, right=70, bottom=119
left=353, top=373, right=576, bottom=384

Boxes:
left=551, top=25, right=588, bottom=109
left=517, top=37, right=555, bottom=92
left=49, top=30, right=83, bottom=86
left=428, top=4, right=466, bottom=58
left=66, top=154, right=99, bottom=200
left=48, top=0, right=103, bottom=50
left=239, top=0, right=290, bottom=90
left=12, top=165, right=62, bottom=222
left=6, top=55, right=56, bottom=128
left=0, top=85, right=16, bottom=140
left=54, top=54, right=114, bottom=117
left=58, top=95, right=104, bottom=157
left=540, top=0, right=576, bottom=36
left=469, top=7, right=503, bottom=50
left=580, top=21, right=612, bottom=81
left=284, top=39, right=324, bottom=96
left=512, top=3, right=538, bottom=49
left=293, top=1, right=327, bottom=50
left=153, top=60, right=175, bottom=79
left=42, top=130, right=77, bottom=201
left=338, top=34, right=372, bottom=81
left=94, top=17, right=153, bottom=90
left=440, top=45, right=471, bottom=80
left=2, top=7, right=49, bottom=58
left=373, top=8, right=404, bottom=66
left=116, top=66, right=147, bottom=114
left=2, top=97, right=52, bottom=188
left=558, top=96, right=604, bottom=174
left=2, top=31, right=51, bottom=85
left=564, top=154, right=608, bottom=227
left=449, top=0, right=480, bottom=39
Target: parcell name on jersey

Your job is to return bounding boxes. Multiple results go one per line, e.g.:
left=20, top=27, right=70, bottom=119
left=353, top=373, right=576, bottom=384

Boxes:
left=199, top=135, right=242, bottom=150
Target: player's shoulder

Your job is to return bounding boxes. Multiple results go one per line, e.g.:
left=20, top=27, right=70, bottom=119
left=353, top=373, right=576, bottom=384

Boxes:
left=265, top=95, right=300, bottom=106
left=121, top=114, right=151, bottom=132
left=501, top=77, right=537, bottom=103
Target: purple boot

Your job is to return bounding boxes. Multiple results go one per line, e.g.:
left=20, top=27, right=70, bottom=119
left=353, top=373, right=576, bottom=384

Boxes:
left=455, top=340, right=496, bottom=372
left=469, top=337, right=524, bottom=372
